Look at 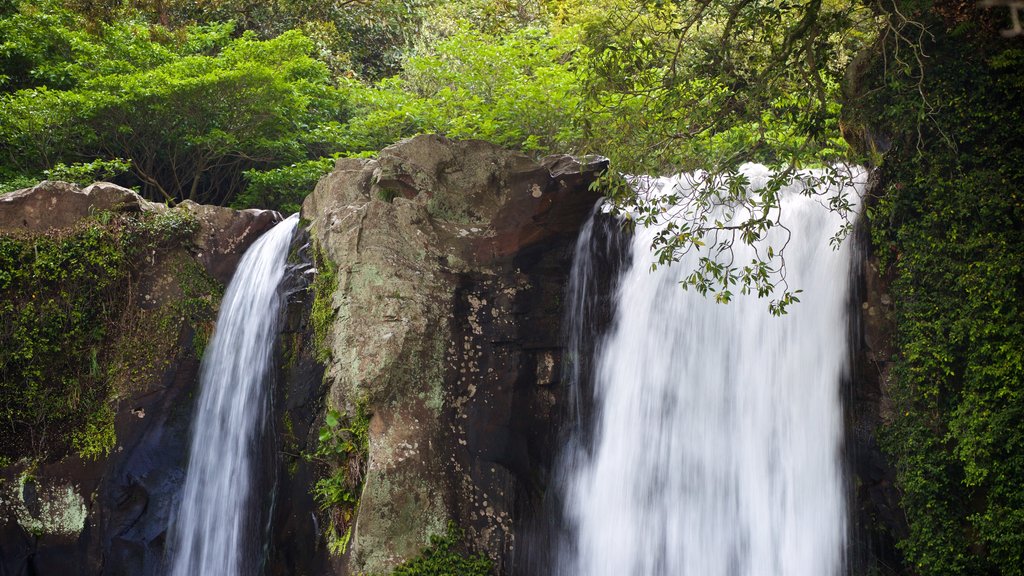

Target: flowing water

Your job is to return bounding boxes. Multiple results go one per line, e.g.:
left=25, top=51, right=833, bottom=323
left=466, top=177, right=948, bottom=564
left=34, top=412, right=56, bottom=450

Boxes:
left=167, top=213, right=299, bottom=576
left=556, top=165, right=864, bottom=576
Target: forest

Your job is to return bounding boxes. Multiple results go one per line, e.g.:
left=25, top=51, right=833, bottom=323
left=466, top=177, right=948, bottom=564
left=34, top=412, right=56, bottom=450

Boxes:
left=1, top=0, right=1023, bottom=574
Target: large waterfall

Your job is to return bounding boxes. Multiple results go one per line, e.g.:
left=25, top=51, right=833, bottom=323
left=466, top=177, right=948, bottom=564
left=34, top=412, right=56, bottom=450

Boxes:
left=167, top=213, right=299, bottom=576
left=557, top=165, right=863, bottom=576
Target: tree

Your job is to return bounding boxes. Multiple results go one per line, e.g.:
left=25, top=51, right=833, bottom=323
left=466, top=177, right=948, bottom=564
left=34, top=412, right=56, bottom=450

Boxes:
left=0, top=3, right=348, bottom=205
left=566, top=0, right=878, bottom=312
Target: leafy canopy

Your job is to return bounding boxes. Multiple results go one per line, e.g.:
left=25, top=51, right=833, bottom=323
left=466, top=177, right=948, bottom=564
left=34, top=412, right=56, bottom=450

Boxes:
left=0, top=2, right=348, bottom=206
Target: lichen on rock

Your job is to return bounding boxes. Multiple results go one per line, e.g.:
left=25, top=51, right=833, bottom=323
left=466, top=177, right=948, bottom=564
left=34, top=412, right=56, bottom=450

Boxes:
left=3, top=474, right=88, bottom=537
left=302, top=134, right=605, bottom=574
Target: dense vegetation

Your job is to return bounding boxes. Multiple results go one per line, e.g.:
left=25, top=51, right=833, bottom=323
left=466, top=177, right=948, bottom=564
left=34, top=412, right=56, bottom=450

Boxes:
left=1, top=0, right=1023, bottom=573
left=0, top=209, right=205, bottom=461
left=859, top=2, right=1024, bottom=573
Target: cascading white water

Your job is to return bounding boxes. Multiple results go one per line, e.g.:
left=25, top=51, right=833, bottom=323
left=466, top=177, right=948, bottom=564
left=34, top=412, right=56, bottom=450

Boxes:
left=558, top=165, right=864, bottom=576
left=167, top=213, right=299, bottom=576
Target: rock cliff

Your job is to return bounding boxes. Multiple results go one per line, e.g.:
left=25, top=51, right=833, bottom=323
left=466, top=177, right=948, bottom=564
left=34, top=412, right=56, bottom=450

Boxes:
left=0, top=181, right=281, bottom=575
left=302, top=134, right=605, bottom=574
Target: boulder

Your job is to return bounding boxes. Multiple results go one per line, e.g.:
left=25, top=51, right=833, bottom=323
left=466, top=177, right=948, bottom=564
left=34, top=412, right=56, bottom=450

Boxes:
left=303, top=135, right=605, bottom=574
left=0, top=181, right=152, bottom=233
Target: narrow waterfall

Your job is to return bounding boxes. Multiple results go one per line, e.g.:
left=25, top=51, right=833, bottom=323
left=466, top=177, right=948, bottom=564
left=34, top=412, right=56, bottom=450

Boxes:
left=557, top=165, right=864, bottom=576
left=167, top=213, right=299, bottom=576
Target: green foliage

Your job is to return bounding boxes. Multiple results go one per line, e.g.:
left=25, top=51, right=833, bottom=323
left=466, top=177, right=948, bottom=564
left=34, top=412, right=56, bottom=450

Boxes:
left=0, top=2, right=235, bottom=91
left=390, top=522, right=493, bottom=576
left=0, top=171, right=39, bottom=194
left=234, top=157, right=335, bottom=213
left=0, top=2, right=348, bottom=206
left=307, top=402, right=371, bottom=555
left=119, top=0, right=421, bottom=80
left=311, top=405, right=369, bottom=507
left=0, top=209, right=199, bottom=459
left=861, top=10, right=1024, bottom=574
left=44, top=157, right=132, bottom=185
left=327, top=23, right=584, bottom=156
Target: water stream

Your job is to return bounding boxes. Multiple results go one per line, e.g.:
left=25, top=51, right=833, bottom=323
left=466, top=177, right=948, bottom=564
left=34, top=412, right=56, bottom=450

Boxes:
left=167, top=213, right=299, bottom=576
left=556, top=165, right=864, bottom=576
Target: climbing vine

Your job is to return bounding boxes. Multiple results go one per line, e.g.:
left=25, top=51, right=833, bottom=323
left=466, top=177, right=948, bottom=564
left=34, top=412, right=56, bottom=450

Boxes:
left=858, top=2, right=1024, bottom=573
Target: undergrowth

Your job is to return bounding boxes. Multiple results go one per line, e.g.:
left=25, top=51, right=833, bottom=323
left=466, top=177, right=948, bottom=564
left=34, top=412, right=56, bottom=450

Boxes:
left=0, top=209, right=200, bottom=460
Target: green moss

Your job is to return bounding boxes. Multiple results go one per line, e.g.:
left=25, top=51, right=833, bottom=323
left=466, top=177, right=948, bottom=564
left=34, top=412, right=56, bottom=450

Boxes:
left=311, top=241, right=338, bottom=364
left=389, top=522, right=493, bottom=576
left=105, top=249, right=221, bottom=401
left=71, top=402, right=116, bottom=460
left=281, top=410, right=300, bottom=478
left=426, top=194, right=474, bottom=225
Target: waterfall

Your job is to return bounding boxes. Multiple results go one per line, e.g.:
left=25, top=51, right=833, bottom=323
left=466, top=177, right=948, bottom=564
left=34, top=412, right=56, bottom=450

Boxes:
left=167, top=213, right=299, bottom=576
left=557, top=165, right=864, bottom=576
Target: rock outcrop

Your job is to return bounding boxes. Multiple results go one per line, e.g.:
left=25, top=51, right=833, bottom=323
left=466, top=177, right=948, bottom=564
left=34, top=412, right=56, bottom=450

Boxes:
left=0, top=181, right=281, bottom=576
left=0, top=181, right=147, bottom=232
left=303, top=135, right=605, bottom=574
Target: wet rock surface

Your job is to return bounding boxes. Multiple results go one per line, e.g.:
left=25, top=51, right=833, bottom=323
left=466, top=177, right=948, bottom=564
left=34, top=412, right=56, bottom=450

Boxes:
left=847, top=196, right=907, bottom=576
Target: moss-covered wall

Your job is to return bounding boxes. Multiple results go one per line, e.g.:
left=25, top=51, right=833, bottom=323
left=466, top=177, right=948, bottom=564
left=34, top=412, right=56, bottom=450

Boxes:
left=0, top=209, right=203, bottom=462
left=0, top=183, right=282, bottom=575
left=849, top=1, right=1024, bottom=573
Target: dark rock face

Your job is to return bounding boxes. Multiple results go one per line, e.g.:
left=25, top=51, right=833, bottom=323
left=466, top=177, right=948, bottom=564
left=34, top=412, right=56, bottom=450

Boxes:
left=303, top=135, right=606, bottom=574
left=0, top=181, right=280, bottom=576
left=846, top=187, right=907, bottom=575
left=265, top=230, right=337, bottom=576
left=177, top=200, right=286, bottom=284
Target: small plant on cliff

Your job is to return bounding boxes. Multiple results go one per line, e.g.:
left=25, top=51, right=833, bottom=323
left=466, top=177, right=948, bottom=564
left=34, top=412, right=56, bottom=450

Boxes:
left=391, top=522, right=493, bottom=576
left=307, top=403, right=371, bottom=555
